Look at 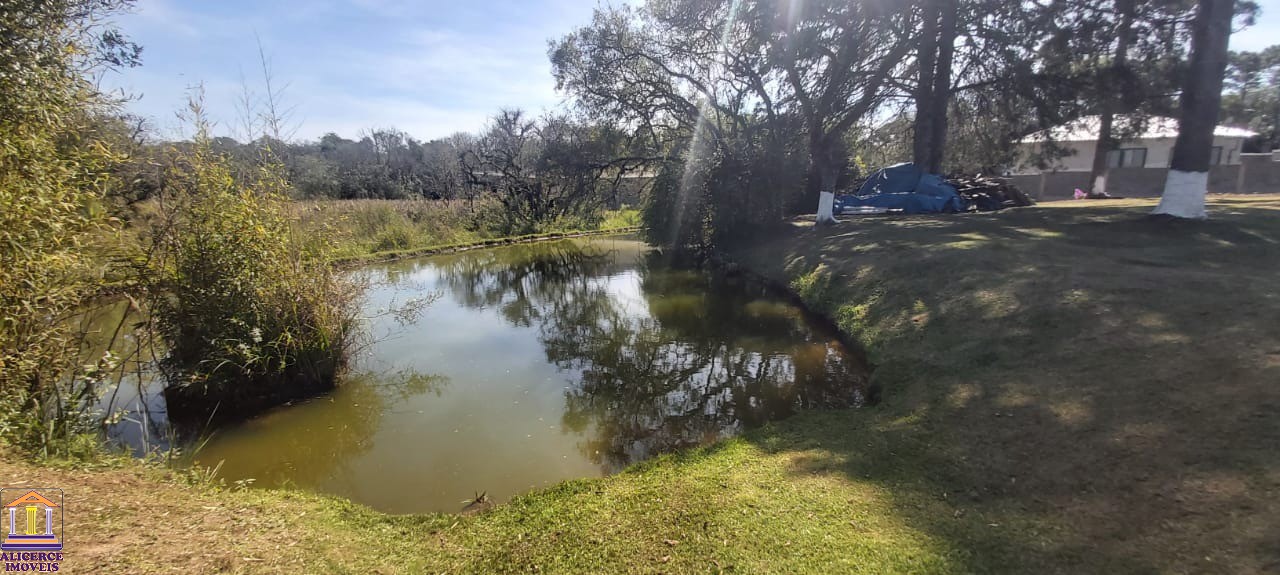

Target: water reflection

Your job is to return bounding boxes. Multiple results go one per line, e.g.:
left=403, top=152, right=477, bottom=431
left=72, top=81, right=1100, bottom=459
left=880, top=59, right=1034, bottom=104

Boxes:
left=188, top=236, right=865, bottom=513
left=73, top=298, right=171, bottom=452
left=432, top=241, right=623, bottom=328
left=468, top=248, right=865, bottom=470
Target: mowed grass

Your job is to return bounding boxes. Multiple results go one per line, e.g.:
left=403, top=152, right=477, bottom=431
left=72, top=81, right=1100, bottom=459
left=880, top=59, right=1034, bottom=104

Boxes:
left=12, top=195, right=1280, bottom=573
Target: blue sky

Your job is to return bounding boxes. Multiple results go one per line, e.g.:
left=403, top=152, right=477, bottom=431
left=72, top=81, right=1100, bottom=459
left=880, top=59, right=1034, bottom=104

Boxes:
left=101, top=0, right=1280, bottom=142
left=100, top=0, right=612, bottom=141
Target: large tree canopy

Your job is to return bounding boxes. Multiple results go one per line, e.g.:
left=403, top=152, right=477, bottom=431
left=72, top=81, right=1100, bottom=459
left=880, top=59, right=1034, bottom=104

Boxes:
left=551, top=0, right=912, bottom=193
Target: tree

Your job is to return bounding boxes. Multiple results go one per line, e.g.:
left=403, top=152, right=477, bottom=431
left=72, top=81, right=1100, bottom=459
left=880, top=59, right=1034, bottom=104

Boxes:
left=911, top=0, right=957, bottom=173
left=1084, top=1, right=1260, bottom=193
left=0, top=0, right=141, bottom=451
left=419, top=138, right=467, bottom=200
left=551, top=0, right=915, bottom=232
left=460, top=110, right=639, bottom=234
left=1227, top=50, right=1266, bottom=101
left=906, top=0, right=1114, bottom=175
left=764, top=0, right=914, bottom=202
left=1153, top=0, right=1236, bottom=219
left=1088, top=0, right=1138, bottom=195
left=1220, top=45, right=1280, bottom=151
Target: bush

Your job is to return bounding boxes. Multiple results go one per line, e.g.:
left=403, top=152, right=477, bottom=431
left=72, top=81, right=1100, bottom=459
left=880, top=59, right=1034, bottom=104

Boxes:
left=643, top=129, right=807, bottom=253
left=372, top=220, right=416, bottom=252
left=145, top=117, right=362, bottom=428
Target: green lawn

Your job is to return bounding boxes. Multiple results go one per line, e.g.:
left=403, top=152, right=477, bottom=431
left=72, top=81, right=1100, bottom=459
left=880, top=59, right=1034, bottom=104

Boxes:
left=16, top=196, right=1280, bottom=573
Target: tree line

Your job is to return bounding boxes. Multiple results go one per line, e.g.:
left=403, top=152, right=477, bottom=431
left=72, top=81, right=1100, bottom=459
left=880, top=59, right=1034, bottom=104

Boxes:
left=115, top=111, right=648, bottom=235
left=112, top=0, right=1256, bottom=237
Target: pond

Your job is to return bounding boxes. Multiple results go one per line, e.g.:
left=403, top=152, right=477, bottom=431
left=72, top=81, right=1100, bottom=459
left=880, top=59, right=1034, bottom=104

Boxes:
left=120, top=235, right=867, bottom=514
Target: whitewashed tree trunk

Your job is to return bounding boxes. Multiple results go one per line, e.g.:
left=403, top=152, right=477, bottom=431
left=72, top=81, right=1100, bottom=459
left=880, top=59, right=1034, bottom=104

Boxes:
left=1153, top=0, right=1234, bottom=219
left=1153, top=170, right=1209, bottom=218
left=816, top=191, right=837, bottom=224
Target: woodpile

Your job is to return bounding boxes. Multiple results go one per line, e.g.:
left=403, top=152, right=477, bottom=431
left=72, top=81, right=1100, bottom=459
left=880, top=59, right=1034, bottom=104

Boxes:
left=945, top=174, right=1036, bottom=210
left=841, top=168, right=1035, bottom=213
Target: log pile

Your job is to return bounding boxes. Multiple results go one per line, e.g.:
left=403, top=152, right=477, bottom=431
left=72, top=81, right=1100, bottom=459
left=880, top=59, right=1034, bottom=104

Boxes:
left=841, top=168, right=1035, bottom=213
left=946, top=174, right=1035, bottom=210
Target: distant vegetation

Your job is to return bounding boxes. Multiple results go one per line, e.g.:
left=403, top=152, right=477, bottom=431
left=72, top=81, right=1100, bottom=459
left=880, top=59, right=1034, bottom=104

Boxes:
left=118, top=113, right=648, bottom=230
left=112, top=112, right=647, bottom=247
left=294, top=199, right=638, bottom=261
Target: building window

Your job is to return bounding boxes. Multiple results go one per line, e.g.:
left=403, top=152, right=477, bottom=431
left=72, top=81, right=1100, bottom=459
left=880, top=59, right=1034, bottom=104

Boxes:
left=1106, top=147, right=1147, bottom=168
left=1210, top=146, right=1223, bottom=165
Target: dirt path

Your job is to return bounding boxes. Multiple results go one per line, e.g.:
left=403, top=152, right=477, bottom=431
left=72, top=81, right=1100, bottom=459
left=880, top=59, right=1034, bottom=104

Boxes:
left=0, top=458, right=323, bottom=573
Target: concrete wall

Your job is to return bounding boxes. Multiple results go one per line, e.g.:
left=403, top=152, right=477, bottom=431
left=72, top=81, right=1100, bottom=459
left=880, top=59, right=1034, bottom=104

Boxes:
left=1237, top=153, right=1280, bottom=195
left=1015, top=135, right=1248, bottom=174
left=1009, top=154, right=1280, bottom=200
left=1009, top=173, right=1091, bottom=201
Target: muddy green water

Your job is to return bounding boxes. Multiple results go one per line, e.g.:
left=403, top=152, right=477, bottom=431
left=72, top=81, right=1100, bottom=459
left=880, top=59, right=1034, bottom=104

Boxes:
left=179, top=236, right=865, bottom=513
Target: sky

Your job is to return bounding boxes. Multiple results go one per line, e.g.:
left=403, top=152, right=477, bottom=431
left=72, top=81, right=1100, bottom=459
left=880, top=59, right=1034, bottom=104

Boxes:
left=101, top=0, right=1280, bottom=143
left=100, top=0, right=614, bottom=141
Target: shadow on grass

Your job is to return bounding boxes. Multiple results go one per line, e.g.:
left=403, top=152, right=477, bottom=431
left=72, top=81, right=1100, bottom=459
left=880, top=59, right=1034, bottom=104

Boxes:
left=731, top=197, right=1280, bottom=573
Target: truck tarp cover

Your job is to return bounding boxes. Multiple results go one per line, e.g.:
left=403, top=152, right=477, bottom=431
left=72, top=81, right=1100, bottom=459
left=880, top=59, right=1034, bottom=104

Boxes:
left=839, top=163, right=965, bottom=214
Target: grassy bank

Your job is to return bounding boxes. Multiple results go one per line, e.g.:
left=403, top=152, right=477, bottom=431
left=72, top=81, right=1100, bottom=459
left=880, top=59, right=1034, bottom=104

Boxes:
left=328, top=227, right=642, bottom=266
left=291, top=199, right=641, bottom=261
left=15, top=196, right=1280, bottom=573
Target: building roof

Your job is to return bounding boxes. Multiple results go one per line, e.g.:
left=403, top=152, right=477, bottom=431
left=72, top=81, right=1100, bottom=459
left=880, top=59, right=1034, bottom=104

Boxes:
left=1020, top=115, right=1257, bottom=143
left=4, top=491, right=58, bottom=508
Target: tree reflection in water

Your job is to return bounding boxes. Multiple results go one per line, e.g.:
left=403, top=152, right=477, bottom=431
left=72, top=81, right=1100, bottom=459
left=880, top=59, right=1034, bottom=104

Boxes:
left=433, top=240, right=866, bottom=471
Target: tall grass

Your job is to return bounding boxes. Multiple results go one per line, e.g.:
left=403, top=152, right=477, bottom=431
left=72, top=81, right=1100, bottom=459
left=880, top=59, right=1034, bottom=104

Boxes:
left=292, top=199, right=641, bottom=260
left=290, top=199, right=484, bottom=259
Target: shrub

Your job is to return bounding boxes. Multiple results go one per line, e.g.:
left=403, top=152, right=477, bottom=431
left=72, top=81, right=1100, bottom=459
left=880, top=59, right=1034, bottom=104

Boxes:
left=145, top=109, right=361, bottom=428
left=372, top=219, right=416, bottom=252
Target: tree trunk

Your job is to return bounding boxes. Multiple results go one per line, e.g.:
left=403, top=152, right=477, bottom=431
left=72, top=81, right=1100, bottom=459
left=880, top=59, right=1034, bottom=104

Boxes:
left=912, top=0, right=956, bottom=174
left=926, top=0, right=956, bottom=174
left=1089, top=0, right=1137, bottom=195
left=811, top=136, right=840, bottom=224
left=1154, top=0, right=1235, bottom=218
left=912, top=0, right=940, bottom=171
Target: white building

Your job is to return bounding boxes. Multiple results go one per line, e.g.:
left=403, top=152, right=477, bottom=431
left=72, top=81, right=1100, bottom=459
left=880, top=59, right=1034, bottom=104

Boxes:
left=1013, top=115, right=1257, bottom=176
